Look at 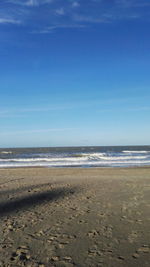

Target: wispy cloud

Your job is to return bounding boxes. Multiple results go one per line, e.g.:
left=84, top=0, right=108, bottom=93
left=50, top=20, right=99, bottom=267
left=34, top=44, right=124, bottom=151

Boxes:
left=73, top=14, right=109, bottom=24
left=25, top=0, right=53, bottom=6
left=0, top=104, right=75, bottom=118
left=7, top=0, right=53, bottom=6
left=116, top=0, right=150, bottom=8
left=127, top=106, right=150, bottom=112
left=115, top=0, right=133, bottom=8
left=32, top=24, right=86, bottom=33
left=72, top=1, right=80, bottom=8
left=0, top=127, right=77, bottom=135
left=25, top=0, right=39, bottom=6
left=55, top=7, right=65, bottom=16
left=1, top=0, right=149, bottom=33
left=1, top=96, right=149, bottom=118
left=0, top=17, right=21, bottom=24
left=97, top=106, right=150, bottom=114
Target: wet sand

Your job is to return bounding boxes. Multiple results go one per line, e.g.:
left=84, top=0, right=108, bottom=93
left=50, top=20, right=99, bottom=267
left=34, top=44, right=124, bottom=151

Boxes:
left=0, top=167, right=150, bottom=267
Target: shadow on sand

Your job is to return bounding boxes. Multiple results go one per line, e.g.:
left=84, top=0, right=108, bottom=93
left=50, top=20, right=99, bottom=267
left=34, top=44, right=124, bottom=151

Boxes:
left=0, top=181, right=64, bottom=197
left=0, top=185, right=77, bottom=217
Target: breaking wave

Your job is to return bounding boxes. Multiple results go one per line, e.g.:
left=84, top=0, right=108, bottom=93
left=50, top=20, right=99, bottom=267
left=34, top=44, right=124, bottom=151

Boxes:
left=0, top=148, right=150, bottom=168
left=0, top=151, right=12, bottom=154
left=122, top=150, right=149, bottom=154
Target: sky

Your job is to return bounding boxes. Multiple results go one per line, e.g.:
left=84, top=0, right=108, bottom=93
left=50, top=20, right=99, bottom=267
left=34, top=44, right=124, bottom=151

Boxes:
left=0, top=0, right=150, bottom=147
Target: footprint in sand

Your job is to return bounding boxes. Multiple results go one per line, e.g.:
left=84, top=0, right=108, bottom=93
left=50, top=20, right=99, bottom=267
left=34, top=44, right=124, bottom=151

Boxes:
left=78, top=219, right=87, bottom=224
left=137, top=246, right=150, bottom=253
left=88, top=248, right=103, bottom=257
left=54, top=261, right=74, bottom=267
left=51, top=256, right=74, bottom=267
left=128, top=231, right=138, bottom=243
left=87, top=230, right=100, bottom=238
left=10, top=245, right=31, bottom=263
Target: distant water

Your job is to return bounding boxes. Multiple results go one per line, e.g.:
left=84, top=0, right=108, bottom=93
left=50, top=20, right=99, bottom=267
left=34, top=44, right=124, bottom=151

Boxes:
left=0, top=146, right=150, bottom=168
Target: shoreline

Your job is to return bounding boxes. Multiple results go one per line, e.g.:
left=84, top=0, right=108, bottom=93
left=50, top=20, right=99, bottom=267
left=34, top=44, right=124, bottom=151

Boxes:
left=1, top=165, right=150, bottom=170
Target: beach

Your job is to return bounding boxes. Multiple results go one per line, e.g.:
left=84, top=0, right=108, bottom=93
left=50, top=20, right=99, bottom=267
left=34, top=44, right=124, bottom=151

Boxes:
left=0, top=167, right=150, bottom=267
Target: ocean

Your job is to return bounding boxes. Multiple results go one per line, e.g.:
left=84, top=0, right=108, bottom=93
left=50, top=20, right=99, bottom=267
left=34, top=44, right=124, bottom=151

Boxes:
left=0, top=146, right=150, bottom=168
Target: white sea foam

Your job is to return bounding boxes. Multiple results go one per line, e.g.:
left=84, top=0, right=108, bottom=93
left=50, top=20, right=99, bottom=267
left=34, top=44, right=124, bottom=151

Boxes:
left=0, top=157, right=88, bottom=162
left=89, top=155, right=148, bottom=160
left=1, top=159, right=150, bottom=168
left=0, top=153, right=149, bottom=163
left=122, top=150, right=149, bottom=154
left=0, top=149, right=150, bottom=168
left=0, top=151, right=12, bottom=154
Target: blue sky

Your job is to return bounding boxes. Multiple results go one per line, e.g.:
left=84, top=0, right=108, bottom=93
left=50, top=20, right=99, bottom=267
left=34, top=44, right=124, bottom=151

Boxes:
left=0, top=0, right=150, bottom=147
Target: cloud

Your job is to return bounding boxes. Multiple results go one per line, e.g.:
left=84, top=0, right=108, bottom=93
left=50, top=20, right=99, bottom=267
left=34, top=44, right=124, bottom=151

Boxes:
left=97, top=106, right=150, bottom=114
left=55, top=7, right=65, bottom=15
left=1, top=0, right=149, bottom=34
left=115, top=0, right=132, bottom=8
left=72, top=1, right=80, bottom=8
left=115, top=0, right=150, bottom=8
left=8, top=0, right=53, bottom=6
left=0, top=127, right=77, bottom=135
left=25, top=0, right=39, bottom=6
left=25, top=0, right=53, bottom=6
left=128, top=106, right=150, bottom=112
left=32, top=24, right=86, bottom=33
left=0, top=18, right=21, bottom=24
left=73, top=14, right=109, bottom=23
left=130, top=1, right=150, bottom=8
left=0, top=103, right=77, bottom=118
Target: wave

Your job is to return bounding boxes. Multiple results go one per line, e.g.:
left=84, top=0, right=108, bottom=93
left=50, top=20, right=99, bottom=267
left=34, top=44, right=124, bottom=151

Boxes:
left=0, top=151, right=12, bottom=154
left=0, top=154, right=148, bottom=163
left=90, top=155, right=148, bottom=160
left=1, top=159, right=150, bottom=168
left=0, top=149, right=150, bottom=168
left=122, top=150, right=149, bottom=154
left=0, top=157, right=88, bottom=162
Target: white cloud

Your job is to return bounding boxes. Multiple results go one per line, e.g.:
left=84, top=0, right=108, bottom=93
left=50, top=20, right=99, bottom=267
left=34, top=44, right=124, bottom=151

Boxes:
left=32, top=23, right=86, bottom=33
left=0, top=103, right=77, bottom=117
left=0, top=128, right=77, bottom=135
left=115, top=0, right=150, bottom=8
left=1, top=0, right=149, bottom=32
left=0, top=18, right=21, bottom=24
left=55, top=7, right=65, bottom=15
left=72, top=1, right=80, bottom=8
left=25, top=0, right=53, bottom=6
left=25, top=0, right=38, bottom=6
left=73, top=14, right=109, bottom=23
left=115, top=0, right=132, bottom=8
left=8, top=0, right=53, bottom=6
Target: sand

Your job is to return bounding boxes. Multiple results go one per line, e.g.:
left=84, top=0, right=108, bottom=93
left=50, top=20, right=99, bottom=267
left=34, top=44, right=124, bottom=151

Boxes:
left=0, top=167, right=150, bottom=267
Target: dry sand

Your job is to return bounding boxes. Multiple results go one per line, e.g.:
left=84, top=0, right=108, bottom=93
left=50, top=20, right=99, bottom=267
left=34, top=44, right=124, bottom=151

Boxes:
left=0, top=167, right=150, bottom=267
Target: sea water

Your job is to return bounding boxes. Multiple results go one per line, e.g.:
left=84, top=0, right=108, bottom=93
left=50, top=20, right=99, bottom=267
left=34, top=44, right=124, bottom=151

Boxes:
left=0, top=146, right=150, bottom=168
